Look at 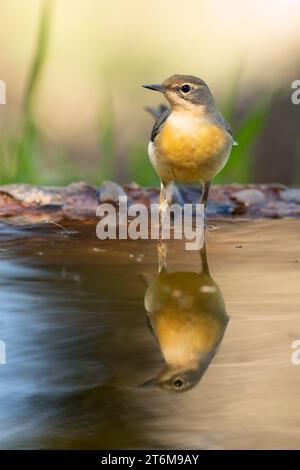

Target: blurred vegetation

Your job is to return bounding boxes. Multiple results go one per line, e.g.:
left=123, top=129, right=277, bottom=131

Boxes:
left=215, top=92, right=274, bottom=184
left=0, top=0, right=52, bottom=184
left=0, top=1, right=284, bottom=187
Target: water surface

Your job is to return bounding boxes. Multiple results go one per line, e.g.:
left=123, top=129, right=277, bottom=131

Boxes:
left=0, top=219, right=300, bottom=449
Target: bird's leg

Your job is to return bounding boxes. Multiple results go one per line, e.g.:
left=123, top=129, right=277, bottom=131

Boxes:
left=199, top=242, right=210, bottom=275
left=200, top=180, right=211, bottom=208
left=158, top=182, right=168, bottom=271
left=159, top=181, right=168, bottom=240
left=159, top=180, right=167, bottom=209
left=199, top=180, right=211, bottom=228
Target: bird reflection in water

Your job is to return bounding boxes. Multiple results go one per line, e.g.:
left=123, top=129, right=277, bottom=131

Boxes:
left=141, top=240, right=229, bottom=393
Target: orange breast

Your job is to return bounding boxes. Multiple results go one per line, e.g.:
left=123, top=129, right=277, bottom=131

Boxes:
left=153, top=113, right=232, bottom=182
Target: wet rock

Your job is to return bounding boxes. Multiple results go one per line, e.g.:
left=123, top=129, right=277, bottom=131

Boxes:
left=261, top=201, right=300, bottom=218
left=210, top=185, right=231, bottom=202
left=207, top=201, right=233, bottom=216
left=0, top=184, right=64, bottom=207
left=0, top=191, right=26, bottom=216
left=63, top=182, right=98, bottom=217
left=231, top=189, right=266, bottom=206
left=124, top=181, right=140, bottom=190
left=280, top=189, right=300, bottom=204
left=0, top=181, right=98, bottom=211
left=231, top=201, right=248, bottom=215
left=99, top=180, right=126, bottom=203
left=0, top=182, right=299, bottom=223
left=260, top=183, right=286, bottom=191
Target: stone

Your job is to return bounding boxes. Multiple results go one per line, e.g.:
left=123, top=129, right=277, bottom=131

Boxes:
left=261, top=201, right=300, bottom=218
left=0, top=184, right=64, bottom=206
left=231, top=189, right=266, bottom=206
left=280, top=189, right=300, bottom=204
left=124, top=181, right=140, bottom=190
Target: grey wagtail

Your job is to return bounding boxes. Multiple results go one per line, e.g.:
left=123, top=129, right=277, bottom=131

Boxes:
left=140, top=242, right=229, bottom=393
left=143, top=74, right=235, bottom=213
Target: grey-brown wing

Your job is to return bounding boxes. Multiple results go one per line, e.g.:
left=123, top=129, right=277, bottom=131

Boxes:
left=215, top=111, right=233, bottom=138
left=150, top=107, right=171, bottom=142
left=146, top=311, right=160, bottom=347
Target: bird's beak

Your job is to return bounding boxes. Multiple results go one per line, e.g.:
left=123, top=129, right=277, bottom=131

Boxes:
left=138, top=376, right=158, bottom=388
left=143, top=84, right=165, bottom=93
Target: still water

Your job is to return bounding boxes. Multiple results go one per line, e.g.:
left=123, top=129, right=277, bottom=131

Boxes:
left=0, top=218, right=300, bottom=449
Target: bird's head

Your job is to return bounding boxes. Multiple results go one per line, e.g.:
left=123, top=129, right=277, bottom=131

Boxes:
left=143, top=74, right=215, bottom=110
left=139, top=360, right=211, bottom=394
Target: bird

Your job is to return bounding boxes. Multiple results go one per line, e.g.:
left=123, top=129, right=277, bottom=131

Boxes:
left=140, top=241, right=229, bottom=393
left=143, top=74, right=235, bottom=217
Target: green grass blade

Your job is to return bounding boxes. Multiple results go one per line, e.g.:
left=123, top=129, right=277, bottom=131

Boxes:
left=216, top=95, right=274, bottom=183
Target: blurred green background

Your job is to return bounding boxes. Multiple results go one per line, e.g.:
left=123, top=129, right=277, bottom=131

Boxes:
left=0, top=0, right=299, bottom=187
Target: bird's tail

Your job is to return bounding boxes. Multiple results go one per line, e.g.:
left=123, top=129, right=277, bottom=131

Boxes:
left=145, top=104, right=169, bottom=119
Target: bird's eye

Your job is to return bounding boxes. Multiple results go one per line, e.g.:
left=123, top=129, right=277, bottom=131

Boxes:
left=173, top=378, right=184, bottom=389
left=181, top=84, right=191, bottom=93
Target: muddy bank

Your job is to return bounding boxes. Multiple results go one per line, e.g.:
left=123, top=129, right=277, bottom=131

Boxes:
left=0, top=181, right=300, bottom=225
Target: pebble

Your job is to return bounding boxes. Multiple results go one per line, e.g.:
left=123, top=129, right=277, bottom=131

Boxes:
left=99, top=181, right=127, bottom=203
left=280, top=189, right=300, bottom=204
